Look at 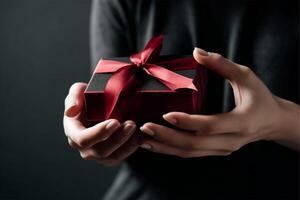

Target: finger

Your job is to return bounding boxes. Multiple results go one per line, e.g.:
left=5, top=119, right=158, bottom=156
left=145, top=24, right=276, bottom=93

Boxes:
left=140, top=139, right=231, bottom=158
left=140, top=122, right=242, bottom=151
left=68, top=138, right=81, bottom=149
left=64, top=117, right=120, bottom=148
left=64, top=82, right=87, bottom=117
left=140, top=122, right=194, bottom=149
left=107, top=134, right=139, bottom=160
left=86, top=121, right=136, bottom=158
left=94, top=135, right=139, bottom=166
left=163, top=112, right=241, bottom=134
left=193, top=48, right=250, bottom=84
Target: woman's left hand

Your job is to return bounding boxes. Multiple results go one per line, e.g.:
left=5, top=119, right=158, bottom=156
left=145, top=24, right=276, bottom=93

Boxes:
left=139, top=48, right=300, bottom=158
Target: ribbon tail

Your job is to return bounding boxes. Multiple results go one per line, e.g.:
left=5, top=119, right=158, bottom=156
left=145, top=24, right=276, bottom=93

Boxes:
left=145, top=64, right=198, bottom=91
left=95, top=59, right=131, bottom=73
left=104, top=66, right=137, bottom=119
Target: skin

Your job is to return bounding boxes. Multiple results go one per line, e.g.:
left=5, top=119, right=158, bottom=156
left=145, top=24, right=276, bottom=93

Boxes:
left=63, top=47, right=299, bottom=165
left=63, top=83, right=139, bottom=166
left=139, top=48, right=300, bottom=158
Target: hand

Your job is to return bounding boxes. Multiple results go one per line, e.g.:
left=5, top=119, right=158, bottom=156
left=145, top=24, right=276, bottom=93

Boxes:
left=63, top=83, right=139, bottom=166
left=139, top=48, right=300, bottom=158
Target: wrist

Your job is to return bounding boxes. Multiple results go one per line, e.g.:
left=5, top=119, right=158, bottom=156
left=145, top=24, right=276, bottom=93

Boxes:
left=269, top=97, right=300, bottom=149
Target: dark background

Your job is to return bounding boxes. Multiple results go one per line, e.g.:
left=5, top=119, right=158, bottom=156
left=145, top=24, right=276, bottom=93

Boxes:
left=0, top=1, right=119, bottom=199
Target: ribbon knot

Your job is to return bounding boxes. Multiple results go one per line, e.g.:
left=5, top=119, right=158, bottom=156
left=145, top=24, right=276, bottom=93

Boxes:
left=135, top=62, right=143, bottom=67
left=94, top=35, right=199, bottom=119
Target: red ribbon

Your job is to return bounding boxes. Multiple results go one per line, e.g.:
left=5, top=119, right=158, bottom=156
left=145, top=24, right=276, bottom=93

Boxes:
left=95, top=35, right=199, bottom=119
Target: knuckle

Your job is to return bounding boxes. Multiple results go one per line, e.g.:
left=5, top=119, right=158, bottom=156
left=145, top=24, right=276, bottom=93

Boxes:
left=240, top=65, right=253, bottom=78
left=68, top=139, right=77, bottom=148
left=75, top=136, right=89, bottom=148
left=210, top=52, right=223, bottom=61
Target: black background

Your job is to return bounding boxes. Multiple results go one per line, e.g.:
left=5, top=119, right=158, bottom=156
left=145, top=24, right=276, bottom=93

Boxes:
left=0, top=1, right=118, bottom=199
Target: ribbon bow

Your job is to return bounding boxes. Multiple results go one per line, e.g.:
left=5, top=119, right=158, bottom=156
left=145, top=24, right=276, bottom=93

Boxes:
left=95, top=35, right=199, bottom=119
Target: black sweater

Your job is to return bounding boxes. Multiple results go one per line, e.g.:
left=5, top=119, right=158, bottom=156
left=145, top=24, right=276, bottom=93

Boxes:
left=90, top=0, right=299, bottom=199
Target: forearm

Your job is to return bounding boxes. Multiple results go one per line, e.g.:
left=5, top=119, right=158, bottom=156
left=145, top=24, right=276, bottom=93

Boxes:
left=271, top=97, right=300, bottom=151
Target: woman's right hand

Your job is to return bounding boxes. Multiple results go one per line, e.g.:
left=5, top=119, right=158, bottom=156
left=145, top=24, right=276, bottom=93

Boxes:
left=63, top=82, right=138, bottom=166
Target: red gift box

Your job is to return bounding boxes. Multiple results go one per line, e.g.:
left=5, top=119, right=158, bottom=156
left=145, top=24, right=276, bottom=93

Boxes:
left=84, top=35, right=207, bottom=126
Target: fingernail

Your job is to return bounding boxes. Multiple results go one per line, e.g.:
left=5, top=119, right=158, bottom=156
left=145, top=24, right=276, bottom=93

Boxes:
left=163, top=114, right=177, bottom=124
left=106, top=120, right=120, bottom=131
left=194, top=47, right=208, bottom=56
left=140, top=143, right=151, bottom=149
left=65, top=105, right=77, bottom=117
left=65, top=98, right=78, bottom=117
left=124, top=123, right=136, bottom=135
left=140, top=126, right=154, bottom=136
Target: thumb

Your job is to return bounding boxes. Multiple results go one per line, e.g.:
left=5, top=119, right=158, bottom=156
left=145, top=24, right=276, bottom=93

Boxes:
left=64, top=82, right=87, bottom=117
left=193, top=47, right=248, bottom=83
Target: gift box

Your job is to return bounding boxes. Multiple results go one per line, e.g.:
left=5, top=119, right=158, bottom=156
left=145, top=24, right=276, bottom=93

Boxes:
left=84, top=35, right=207, bottom=126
